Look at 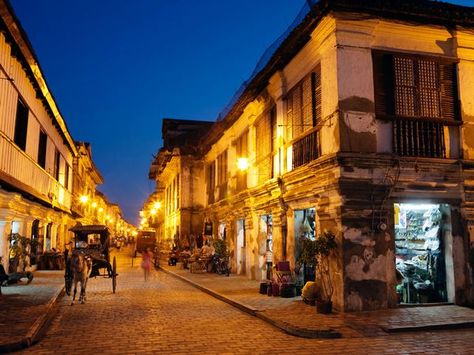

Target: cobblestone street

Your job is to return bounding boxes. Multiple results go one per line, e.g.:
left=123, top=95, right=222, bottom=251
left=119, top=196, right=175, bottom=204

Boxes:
left=17, top=248, right=473, bottom=354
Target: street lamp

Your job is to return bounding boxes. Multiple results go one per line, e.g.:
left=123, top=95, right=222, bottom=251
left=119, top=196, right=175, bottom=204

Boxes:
left=237, top=157, right=249, bottom=171
left=80, top=195, right=89, bottom=204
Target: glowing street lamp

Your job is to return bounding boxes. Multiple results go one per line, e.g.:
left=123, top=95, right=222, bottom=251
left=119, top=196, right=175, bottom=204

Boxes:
left=91, top=201, right=98, bottom=208
left=80, top=195, right=89, bottom=204
left=237, top=157, right=249, bottom=171
left=153, top=201, right=162, bottom=210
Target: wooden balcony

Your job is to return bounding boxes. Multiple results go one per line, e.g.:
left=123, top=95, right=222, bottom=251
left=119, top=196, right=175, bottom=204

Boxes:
left=292, top=129, right=320, bottom=169
left=217, top=183, right=227, bottom=201
left=393, top=118, right=450, bottom=158
left=0, top=132, right=71, bottom=211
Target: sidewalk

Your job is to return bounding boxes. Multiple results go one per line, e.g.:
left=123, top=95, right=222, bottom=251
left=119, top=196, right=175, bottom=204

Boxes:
left=0, top=270, right=64, bottom=352
left=160, top=263, right=474, bottom=339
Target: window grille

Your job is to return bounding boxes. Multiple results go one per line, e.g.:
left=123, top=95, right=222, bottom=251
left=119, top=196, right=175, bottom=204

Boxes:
left=373, top=51, right=459, bottom=158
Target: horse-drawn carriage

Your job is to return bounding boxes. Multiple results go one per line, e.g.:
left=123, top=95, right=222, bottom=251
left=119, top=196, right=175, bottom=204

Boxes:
left=65, top=225, right=117, bottom=297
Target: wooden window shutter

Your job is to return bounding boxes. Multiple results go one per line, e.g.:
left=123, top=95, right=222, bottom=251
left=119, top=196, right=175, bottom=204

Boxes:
left=302, top=75, right=313, bottom=132
left=313, top=64, right=322, bottom=125
left=439, top=62, right=459, bottom=121
left=286, top=94, right=293, bottom=139
left=292, top=86, right=303, bottom=138
left=255, top=111, right=272, bottom=182
left=373, top=51, right=395, bottom=117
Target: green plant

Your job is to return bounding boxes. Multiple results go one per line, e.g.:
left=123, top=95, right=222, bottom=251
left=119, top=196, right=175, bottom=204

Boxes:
left=212, top=238, right=228, bottom=258
left=314, top=231, right=337, bottom=302
left=297, top=231, right=337, bottom=302
left=8, top=233, right=36, bottom=272
left=297, top=236, right=317, bottom=266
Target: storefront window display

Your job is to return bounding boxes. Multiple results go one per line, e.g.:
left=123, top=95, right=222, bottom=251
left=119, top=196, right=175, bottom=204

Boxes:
left=394, top=203, right=452, bottom=304
left=294, top=208, right=316, bottom=282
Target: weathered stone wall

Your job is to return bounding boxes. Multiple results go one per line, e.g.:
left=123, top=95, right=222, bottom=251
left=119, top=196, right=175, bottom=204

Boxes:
left=338, top=154, right=472, bottom=310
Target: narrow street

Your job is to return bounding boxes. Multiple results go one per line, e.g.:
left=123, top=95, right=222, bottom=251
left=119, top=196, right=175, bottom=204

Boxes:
left=21, top=246, right=474, bottom=354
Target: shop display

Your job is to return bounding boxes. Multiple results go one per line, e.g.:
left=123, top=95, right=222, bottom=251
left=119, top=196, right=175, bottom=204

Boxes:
left=395, top=204, right=447, bottom=303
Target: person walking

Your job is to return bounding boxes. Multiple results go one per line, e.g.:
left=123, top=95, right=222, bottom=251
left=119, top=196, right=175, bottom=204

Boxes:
left=141, top=248, right=153, bottom=281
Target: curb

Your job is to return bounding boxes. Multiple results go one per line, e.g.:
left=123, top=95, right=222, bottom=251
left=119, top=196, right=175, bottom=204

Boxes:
left=0, top=285, right=65, bottom=353
left=383, top=321, right=474, bottom=333
left=159, top=266, right=341, bottom=339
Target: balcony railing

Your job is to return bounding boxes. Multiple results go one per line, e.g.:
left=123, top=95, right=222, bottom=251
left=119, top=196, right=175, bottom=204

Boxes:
left=217, top=183, right=227, bottom=201
left=393, top=118, right=447, bottom=158
left=0, top=132, right=71, bottom=211
left=292, top=129, right=320, bottom=169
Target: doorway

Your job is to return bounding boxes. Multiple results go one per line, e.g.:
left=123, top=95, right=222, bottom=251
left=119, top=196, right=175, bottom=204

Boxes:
left=294, top=208, right=316, bottom=282
left=394, top=203, right=455, bottom=304
left=236, top=219, right=246, bottom=275
left=31, top=220, right=40, bottom=265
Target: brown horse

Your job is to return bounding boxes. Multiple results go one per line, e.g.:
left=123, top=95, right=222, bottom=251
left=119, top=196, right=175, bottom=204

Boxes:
left=70, top=251, right=92, bottom=305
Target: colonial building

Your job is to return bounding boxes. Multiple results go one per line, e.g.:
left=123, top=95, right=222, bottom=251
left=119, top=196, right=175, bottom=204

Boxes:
left=0, top=0, right=131, bottom=272
left=150, top=0, right=474, bottom=312
left=148, top=118, right=213, bottom=249
left=72, top=142, right=104, bottom=225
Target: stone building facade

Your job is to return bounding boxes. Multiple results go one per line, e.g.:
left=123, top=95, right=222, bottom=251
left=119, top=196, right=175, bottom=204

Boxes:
left=149, top=0, right=474, bottom=312
left=149, top=119, right=213, bottom=249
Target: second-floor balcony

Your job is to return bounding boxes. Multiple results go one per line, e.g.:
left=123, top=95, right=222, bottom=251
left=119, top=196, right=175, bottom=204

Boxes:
left=292, top=128, right=320, bottom=169
left=0, top=131, right=71, bottom=211
left=393, top=117, right=458, bottom=158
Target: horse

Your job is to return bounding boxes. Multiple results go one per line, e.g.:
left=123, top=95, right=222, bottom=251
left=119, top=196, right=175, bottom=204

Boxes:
left=70, top=251, right=92, bottom=305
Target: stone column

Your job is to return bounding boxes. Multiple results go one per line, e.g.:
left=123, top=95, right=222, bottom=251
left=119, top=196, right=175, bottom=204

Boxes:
left=0, top=221, right=12, bottom=272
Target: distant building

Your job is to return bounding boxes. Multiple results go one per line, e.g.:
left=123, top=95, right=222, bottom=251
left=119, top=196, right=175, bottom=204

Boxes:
left=149, top=0, right=474, bottom=312
left=72, top=142, right=104, bottom=225
left=149, top=119, right=213, bottom=250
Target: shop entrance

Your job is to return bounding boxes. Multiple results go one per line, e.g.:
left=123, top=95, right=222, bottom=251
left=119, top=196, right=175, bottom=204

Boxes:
left=394, top=203, right=455, bottom=304
left=236, top=219, right=246, bottom=275
left=294, top=208, right=316, bottom=283
left=259, top=215, right=272, bottom=280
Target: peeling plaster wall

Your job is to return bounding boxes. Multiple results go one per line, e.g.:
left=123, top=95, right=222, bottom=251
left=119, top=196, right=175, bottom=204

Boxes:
left=457, top=29, right=474, bottom=160
left=338, top=153, right=474, bottom=310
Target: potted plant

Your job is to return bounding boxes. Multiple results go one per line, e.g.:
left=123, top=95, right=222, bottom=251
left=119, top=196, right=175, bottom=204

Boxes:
left=297, top=236, right=317, bottom=284
left=314, top=231, right=337, bottom=314
left=8, top=233, right=35, bottom=273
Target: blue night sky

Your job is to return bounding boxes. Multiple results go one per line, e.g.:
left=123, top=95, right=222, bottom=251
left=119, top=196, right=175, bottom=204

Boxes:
left=9, top=0, right=473, bottom=224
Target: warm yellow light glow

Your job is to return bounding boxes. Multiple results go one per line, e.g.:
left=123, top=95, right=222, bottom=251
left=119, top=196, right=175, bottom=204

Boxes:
left=91, top=201, right=97, bottom=208
left=139, top=210, right=145, bottom=217
left=150, top=208, right=157, bottom=216
left=237, top=157, right=249, bottom=171
left=98, top=207, right=104, bottom=213
left=132, top=230, right=138, bottom=236
left=80, top=195, right=89, bottom=204
left=110, top=218, right=114, bottom=223
left=153, top=201, right=162, bottom=210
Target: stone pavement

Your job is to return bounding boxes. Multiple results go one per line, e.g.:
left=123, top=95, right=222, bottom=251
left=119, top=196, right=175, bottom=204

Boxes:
left=0, top=270, right=64, bottom=352
left=159, top=263, right=474, bottom=339
left=1, top=257, right=474, bottom=353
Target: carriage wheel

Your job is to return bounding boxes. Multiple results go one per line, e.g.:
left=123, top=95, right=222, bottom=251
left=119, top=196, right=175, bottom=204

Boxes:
left=112, top=256, right=117, bottom=294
